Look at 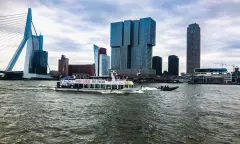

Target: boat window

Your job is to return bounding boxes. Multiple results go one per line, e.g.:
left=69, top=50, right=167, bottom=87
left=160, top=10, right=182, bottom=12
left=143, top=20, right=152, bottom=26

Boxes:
left=112, top=85, right=117, bottom=89
left=95, top=84, right=100, bottom=88
left=125, top=85, right=128, bottom=88
left=90, top=84, right=94, bottom=88
left=119, top=85, right=123, bottom=89
left=106, top=85, right=111, bottom=89
left=79, top=84, right=83, bottom=89
left=74, top=84, right=78, bottom=88
left=101, top=84, right=105, bottom=89
left=87, top=84, right=91, bottom=88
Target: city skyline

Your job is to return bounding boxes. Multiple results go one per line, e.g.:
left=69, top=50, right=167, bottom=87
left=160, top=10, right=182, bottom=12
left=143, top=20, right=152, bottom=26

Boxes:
left=0, top=0, right=240, bottom=73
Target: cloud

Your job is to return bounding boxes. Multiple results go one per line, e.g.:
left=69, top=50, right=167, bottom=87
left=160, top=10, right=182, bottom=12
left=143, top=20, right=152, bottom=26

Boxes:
left=0, top=0, right=240, bottom=72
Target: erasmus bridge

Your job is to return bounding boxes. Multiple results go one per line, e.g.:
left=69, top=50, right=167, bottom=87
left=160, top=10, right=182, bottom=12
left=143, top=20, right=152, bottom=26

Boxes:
left=0, top=8, right=52, bottom=79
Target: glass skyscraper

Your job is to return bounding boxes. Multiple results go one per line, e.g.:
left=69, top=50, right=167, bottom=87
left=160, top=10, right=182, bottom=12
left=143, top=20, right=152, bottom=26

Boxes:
left=93, top=45, right=99, bottom=76
left=31, top=50, right=48, bottom=75
left=99, top=54, right=110, bottom=76
left=187, top=23, right=201, bottom=73
left=152, top=56, right=162, bottom=75
left=110, top=17, right=156, bottom=71
left=93, top=45, right=110, bottom=76
left=168, top=55, right=179, bottom=76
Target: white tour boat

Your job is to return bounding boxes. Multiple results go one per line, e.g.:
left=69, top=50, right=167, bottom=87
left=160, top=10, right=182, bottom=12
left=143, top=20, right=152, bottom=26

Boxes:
left=55, top=71, right=140, bottom=94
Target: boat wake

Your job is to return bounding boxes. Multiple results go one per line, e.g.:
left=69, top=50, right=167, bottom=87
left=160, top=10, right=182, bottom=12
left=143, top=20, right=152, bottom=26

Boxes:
left=141, top=87, right=158, bottom=91
left=20, top=86, right=55, bottom=91
left=1, top=86, right=55, bottom=91
left=101, top=91, right=125, bottom=94
left=101, top=90, right=144, bottom=94
left=131, top=90, right=144, bottom=94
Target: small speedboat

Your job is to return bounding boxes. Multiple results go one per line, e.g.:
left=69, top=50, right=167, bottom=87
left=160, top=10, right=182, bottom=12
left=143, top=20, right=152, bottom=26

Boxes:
left=156, top=86, right=179, bottom=91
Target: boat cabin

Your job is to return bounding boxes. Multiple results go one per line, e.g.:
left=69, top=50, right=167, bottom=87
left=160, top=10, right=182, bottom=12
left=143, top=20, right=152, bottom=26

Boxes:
left=57, top=78, right=134, bottom=90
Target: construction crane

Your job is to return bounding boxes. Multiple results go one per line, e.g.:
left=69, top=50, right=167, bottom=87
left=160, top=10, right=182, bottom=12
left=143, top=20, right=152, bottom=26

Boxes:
left=214, top=63, right=226, bottom=68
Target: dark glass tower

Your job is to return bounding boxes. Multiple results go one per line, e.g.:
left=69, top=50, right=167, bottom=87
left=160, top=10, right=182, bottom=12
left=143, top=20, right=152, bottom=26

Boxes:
left=31, top=50, right=48, bottom=75
left=187, top=23, right=201, bottom=73
left=152, top=56, right=162, bottom=75
left=168, top=55, right=179, bottom=76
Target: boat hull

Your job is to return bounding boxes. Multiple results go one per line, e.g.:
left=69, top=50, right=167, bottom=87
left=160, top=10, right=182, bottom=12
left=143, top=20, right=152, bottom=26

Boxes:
left=161, top=86, right=179, bottom=91
left=55, top=87, right=140, bottom=94
left=156, top=86, right=179, bottom=91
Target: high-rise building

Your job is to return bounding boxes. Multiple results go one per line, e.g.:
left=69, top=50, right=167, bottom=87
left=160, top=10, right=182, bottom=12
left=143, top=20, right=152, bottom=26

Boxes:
left=152, top=56, right=162, bottom=75
left=99, top=54, right=110, bottom=76
left=28, top=35, right=46, bottom=74
left=31, top=50, right=48, bottom=75
left=93, top=45, right=110, bottom=76
left=187, top=23, right=201, bottom=73
left=58, top=55, right=69, bottom=76
left=168, top=55, right=179, bottom=76
left=110, top=17, right=156, bottom=77
left=94, top=45, right=99, bottom=76
left=99, top=48, right=107, bottom=55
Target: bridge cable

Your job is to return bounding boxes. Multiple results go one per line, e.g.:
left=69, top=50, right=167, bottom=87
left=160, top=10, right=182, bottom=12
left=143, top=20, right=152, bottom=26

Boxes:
left=0, top=13, right=27, bottom=18
left=0, top=16, right=27, bottom=22
left=0, top=18, right=26, bottom=26
left=31, top=22, right=38, bottom=36
left=0, top=34, right=23, bottom=52
left=0, top=34, right=23, bottom=49
left=0, top=32, right=24, bottom=42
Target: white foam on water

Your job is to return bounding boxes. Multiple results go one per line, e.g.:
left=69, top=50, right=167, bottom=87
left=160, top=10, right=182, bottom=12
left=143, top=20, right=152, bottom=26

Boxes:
left=131, top=90, right=144, bottom=94
left=19, top=87, right=43, bottom=90
left=16, top=87, right=56, bottom=91
left=141, top=87, right=158, bottom=91
left=50, top=87, right=56, bottom=90
left=101, top=90, right=144, bottom=94
left=101, top=91, right=125, bottom=94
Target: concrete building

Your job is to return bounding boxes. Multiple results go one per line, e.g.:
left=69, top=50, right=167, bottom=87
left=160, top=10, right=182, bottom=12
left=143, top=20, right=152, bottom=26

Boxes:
left=110, top=17, right=156, bottom=77
left=68, top=64, right=94, bottom=76
left=152, top=56, right=162, bottom=75
left=189, top=68, right=232, bottom=84
left=168, top=55, right=179, bottom=76
left=58, top=55, right=69, bottom=76
left=187, top=23, right=201, bottom=74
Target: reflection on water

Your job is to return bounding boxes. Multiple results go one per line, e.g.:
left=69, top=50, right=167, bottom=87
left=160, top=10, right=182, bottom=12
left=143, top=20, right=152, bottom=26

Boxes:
left=0, top=81, right=239, bottom=143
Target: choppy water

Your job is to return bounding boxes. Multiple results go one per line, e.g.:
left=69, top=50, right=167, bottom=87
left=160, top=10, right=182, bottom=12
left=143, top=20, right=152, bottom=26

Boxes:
left=0, top=81, right=239, bottom=144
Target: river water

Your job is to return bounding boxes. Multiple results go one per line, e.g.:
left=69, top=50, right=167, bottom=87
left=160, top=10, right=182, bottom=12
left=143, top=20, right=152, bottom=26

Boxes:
left=0, top=81, right=239, bottom=144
